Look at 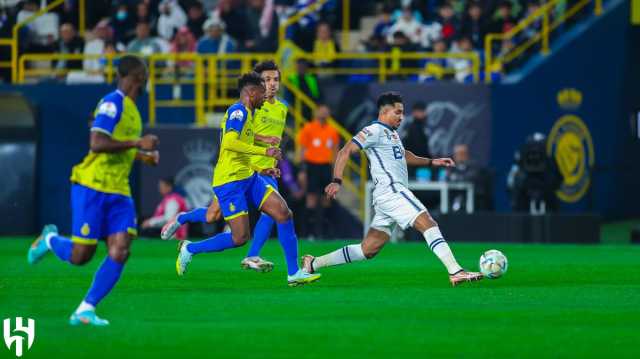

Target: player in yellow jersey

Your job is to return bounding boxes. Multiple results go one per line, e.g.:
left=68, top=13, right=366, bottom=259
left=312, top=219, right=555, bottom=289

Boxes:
left=27, top=56, right=160, bottom=326
left=173, top=72, right=320, bottom=286
left=162, top=61, right=289, bottom=273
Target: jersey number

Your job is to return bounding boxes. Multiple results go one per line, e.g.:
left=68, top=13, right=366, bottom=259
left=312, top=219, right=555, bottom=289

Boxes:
left=393, top=146, right=403, bottom=159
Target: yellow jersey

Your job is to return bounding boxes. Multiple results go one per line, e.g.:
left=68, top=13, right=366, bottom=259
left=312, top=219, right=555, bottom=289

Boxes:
left=213, top=102, right=257, bottom=187
left=251, top=97, right=288, bottom=171
left=70, top=90, right=142, bottom=197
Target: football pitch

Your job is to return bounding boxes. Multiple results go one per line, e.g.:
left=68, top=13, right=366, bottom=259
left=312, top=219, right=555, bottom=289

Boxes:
left=1, top=233, right=639, bottom=358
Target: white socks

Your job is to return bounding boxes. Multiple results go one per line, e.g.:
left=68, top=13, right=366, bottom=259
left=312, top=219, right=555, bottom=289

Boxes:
left=75, top=301, right=95, bottom=314
left=312, top=230, right=462, bottom=275
left=313, top=244, right=366, bottom=270
left=423, top=227, right=463, bottom=275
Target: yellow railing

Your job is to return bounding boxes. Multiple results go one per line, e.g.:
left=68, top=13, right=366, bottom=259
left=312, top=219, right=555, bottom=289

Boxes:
left=19, top=52, right=118, bottom=83
left=290, top=51, right=480, bottom=83
left=484, top=0, right=603, bottom=83
left=341, top=0, right=351, bottom=51
left=279, top=0, right=329, bottom=48
left=279, top=0, right=351, bottom=51
left=0, top=39, right=12, bottom=71
left=146, top=53, right=275, bottom=127
left=146, top=52, right=367, bottom=217
left=1, top=0, right=86, bottom=83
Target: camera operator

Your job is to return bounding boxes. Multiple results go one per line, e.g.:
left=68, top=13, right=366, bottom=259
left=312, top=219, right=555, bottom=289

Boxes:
left=507, top=133, right=563, bottom=213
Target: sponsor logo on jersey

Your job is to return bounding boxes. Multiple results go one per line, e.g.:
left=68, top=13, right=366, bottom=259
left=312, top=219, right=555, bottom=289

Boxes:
left=546, top=115, right=594, bottom=202
left=97, top=101, right=118, bottom=118
left=230, top=109, right=244, bottom=121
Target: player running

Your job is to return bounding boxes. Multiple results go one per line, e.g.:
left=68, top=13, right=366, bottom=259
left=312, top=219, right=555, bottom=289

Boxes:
left=162, top=61, right=287, bottom=273
left=27, top=55, right=160, bottom=325
left=302, top=92, right=483, bottom=287
left=174, top=72, right=320, bottom=286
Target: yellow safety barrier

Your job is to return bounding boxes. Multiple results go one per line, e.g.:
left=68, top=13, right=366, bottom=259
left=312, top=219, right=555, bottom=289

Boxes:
left=484, top=0, right=603, bottom=83
left=279, top=0, right=350, bottom=50
left=342, top=0, right=351, bottom=51
left=1, top=0, right=86, bottom=83
left=290, top=51, right=480, bottom=83
left=0, top=39, right=13, bottom=71
left=18, top=45, right=478, bottom=221
left=18, top=53, right=118, bottom=83
left=279, top=0, right=330, bottom=48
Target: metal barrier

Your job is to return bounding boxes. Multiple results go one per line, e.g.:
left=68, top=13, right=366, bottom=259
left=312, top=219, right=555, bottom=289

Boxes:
left=484, top=0, right=603, bottom=83
left=18, top=52, right=118, bottom=83
left=290, top=50, right=480, bottom=83
left=0, top=39, right=12, bottom=73
left=2, top=0, right=86, bottom=83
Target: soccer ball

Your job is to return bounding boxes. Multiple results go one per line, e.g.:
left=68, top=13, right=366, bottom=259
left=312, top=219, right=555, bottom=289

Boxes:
left=479, top=249, right=508, bottom=279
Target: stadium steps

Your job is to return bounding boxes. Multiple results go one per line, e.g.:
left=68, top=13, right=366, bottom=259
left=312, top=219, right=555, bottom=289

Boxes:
left=504, top=0, right=625, bottom=84
left=335, top=15, right=378, bottom=52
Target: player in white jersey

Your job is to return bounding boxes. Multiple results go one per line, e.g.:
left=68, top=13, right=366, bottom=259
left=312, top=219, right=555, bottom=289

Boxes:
left=302, top=92, right=483, bottom=286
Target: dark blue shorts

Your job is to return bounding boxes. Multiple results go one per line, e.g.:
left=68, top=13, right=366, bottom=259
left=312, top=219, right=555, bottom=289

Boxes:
left=71, top=184, right=137, bottom=244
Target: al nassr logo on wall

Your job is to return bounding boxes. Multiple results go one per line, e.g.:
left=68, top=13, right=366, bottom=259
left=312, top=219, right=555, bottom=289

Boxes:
left=546, top=114, right=595, bottom=203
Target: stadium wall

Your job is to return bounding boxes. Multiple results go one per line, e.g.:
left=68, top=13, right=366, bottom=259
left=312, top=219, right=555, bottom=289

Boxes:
left=0, top=84, right=149, bottom=233
left=489, top=0, right=640, bottom=219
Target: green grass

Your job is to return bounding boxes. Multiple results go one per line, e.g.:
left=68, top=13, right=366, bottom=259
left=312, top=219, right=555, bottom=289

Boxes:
left=1, top=237, right=639, bottom=358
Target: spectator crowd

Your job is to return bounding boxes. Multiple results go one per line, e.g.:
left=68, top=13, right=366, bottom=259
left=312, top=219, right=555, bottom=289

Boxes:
left=0, top=0, right=578, bottom=83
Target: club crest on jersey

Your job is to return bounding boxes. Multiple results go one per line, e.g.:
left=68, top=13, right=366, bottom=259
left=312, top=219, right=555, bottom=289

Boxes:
left=97, top=101, right=117, bottom=118
left=383, top=129, right=392, bottom=140
left=229, top=202, right=236, bottom=212
left=230, top=109, right=244, bottom=121
left=81, top=223, right=90, bottom=236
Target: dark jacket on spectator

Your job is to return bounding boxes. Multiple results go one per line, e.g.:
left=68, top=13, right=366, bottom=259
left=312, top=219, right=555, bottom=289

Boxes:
left=220, top=6, right=247, bottom=44
left=460, top=17, right=486, bottom=49
left=55, top=35, right=84, bottom=70
left=187, top=13, right=207, bottom=39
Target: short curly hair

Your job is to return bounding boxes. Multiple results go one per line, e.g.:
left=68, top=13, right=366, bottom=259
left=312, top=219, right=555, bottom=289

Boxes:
left=237, top=72, right=264, bottom=92
left=376, top=92, right=403, bottom=110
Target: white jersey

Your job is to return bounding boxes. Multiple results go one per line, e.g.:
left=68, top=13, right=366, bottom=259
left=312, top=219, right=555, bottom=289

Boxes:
left=353, top=121, right=427, bottom=233
left=352, top=121, right=409, bottom=198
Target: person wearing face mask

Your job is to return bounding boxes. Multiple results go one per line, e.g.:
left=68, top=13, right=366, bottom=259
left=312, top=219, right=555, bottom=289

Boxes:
left=111, top=3, right=136, bottom=44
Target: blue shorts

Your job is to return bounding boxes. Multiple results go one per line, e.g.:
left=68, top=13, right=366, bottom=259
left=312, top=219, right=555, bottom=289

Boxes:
left=71, top=184, right=137, bottom=245
left=259, top=173, right=279, bottom=190
left=213, top=173, right=276, bottom=220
